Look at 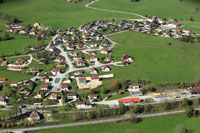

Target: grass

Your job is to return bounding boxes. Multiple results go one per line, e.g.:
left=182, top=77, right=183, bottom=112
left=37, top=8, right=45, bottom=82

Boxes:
left=0, top=69, right=33, bottom=81
left=108, top=31, right=200, bottom=84
left=92, top=0, right=200, bottom=21
left=0, top=0, right=140, bottom=29
left=29, top=114, right=200, bottom=133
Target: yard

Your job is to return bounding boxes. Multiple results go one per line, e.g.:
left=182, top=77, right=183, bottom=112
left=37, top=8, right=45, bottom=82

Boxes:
left=29, top=114, right=200, bottom=133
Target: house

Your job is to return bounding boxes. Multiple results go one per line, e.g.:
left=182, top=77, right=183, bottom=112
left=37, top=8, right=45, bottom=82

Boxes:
left=0, top=78, right=6, bottom=83
left=51, top=68, right=60, bottom=75
left=90, top=43, right=98, bottom=48
left=76, top=60, right=85, bottom=67
left=0, top=96, right=7, bottom=106
left=39, top=58, right=46, bottom=64
left=101, top=65, right=111, bottom=72
left=78, top=77, right=87, bottom=84
left=104, top=56, right=112, bottom=62
left=16, top=58, right=27, bottom=64
left=61, top=84, right=69, bottom=92
left=67, top=92, right=77, bottom=100
left=129, top=84, right=140, bottom=89
left=66, top=45, right=75, bottom=50
left=63, top=78, right=72, bottom=84
left=74, top=55, right=83, bottom=61
left=40, top=84, right=49, bottom=91
left=57, top=62, right=65, bottom=67
left=90, top=56, right=98, bottom=63
left=30, top=68, right=40, bottom=73
left=55, top=56, right=63, bottom=62
left=88, top=94, right=98, bottom=102
left=48, top=93, right=58, bottom=100
left=76, top=101, right=92, bottom=109
left=121, top=60, right=129, bottom=66
left=90, top=76, right=100, bottom=82
left=42, top=75, right=50, bottom=82
left=24, top=80, right=34, bottom=85
left=100, top=48, right=111, bottom=54
left=74, top=70, right=83, bottom=76
left=10, top=82, right=18, bottom=87
left=8, top=66, right=23, bottom=71
left=118, top=98, right=140, bottom=106
left=19, top=87, right=30, bottom=94
left=122, top=54, right=132, bottom=62
left=128, top=84, right=143, bottom=96
left=33, top=22, right=40, bottom=27
left=89, top=67, right=98, bottom=74
left=34, top=92, right=44, bottom=99
left=69, top=51, right=77, bottom=57
left=1, top=61, right=8, bottom=66
left=28, top=110, right=43, bottom=122
left=189, top=88, right=200, bottom=94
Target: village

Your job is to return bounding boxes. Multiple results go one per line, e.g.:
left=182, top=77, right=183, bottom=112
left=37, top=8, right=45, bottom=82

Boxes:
left=0, top=16, right=200, bottom=125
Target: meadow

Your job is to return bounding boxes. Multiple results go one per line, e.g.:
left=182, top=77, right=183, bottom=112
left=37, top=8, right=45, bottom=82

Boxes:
left=109, top=31, right=200, bottom=84
left=0, top=0, right=140, bottom=29
left=29, top=114, right=200, bottom=133
left=92, top=0, right=200, bottom=21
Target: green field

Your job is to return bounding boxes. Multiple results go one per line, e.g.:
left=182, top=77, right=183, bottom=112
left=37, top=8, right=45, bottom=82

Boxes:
left=92, top=0, right=200, bottom=21
left=30, top=114, right=200, bottom=133
left=109, top=31, right=200, bottom=84
left=0, top=0, right=140, bottom=29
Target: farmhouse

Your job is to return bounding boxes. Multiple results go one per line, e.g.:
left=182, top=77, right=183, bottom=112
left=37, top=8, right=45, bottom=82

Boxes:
left=128, top=84, right=143, bottom=96
left=16, top=58, right=27, bottom=64
left=90, top=76, right=100, bottom=82
left=88, top=94, right=98, bottom=102
left=78, top=77, right=87, bottom=84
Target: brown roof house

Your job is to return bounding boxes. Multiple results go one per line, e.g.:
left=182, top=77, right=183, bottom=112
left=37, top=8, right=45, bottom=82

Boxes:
left=28, top=110, right=43, bottom=123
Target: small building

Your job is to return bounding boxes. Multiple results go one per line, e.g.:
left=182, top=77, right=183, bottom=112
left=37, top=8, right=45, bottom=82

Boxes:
left=48, top=93, right=58, bottom=100
left=76, top=101, right=92, bottom=109
left=30, top=68, right=40, bottom=73
left=0, top=78, right=6, bottom=83
left=67, top=92, right=77, bottom=100
left=10, top=82, right=18, bottom=87
left=118, top=98, right=140, bottom=106
left=101, top=65, right=111, bottom=72
left=88, top=94, right=98, bottom=102
left=1, top=61, right=8, bottom=66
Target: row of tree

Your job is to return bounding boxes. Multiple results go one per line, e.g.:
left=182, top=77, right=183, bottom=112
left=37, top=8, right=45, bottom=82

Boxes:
left=0, top=12, right=20, bottom=23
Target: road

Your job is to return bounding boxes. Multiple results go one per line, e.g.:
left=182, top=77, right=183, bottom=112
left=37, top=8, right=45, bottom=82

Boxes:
left=9, top=108, right=198, bottom=133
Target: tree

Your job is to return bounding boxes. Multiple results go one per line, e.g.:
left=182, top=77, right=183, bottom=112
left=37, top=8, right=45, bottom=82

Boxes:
left=38, top=39, right=44, bottom=45
left=100, top=87, right=107, bottom=94
left=182, top=98, right=189, bottom=107
left=186, top=107, right=194, bottom=118
left=112, top=80, right=120, bottom=91
left=2, top=33, right=9, bottom=41
left=133, top=104, right=139, bottom=113
left=190, top=17, right=194, bottom=21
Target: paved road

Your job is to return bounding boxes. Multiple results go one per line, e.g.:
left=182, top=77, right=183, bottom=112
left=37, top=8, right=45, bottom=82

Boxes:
left=9, top=108, right=199, bottom=133
left=85, top=0, right=146, bottom=19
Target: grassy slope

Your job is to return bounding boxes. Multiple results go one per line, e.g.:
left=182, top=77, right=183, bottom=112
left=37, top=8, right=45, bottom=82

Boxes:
left=0, top=0, right=140, bottom=29
left=109, top=31, right=200, bottom=83
left=92, top=0, right=200, bottom=20
left=30, top=114, right=200, bottom=133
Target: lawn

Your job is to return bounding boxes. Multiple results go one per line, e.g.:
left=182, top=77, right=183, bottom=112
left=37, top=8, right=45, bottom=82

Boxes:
left=108, top=31, right=200, bottom=84
left=92, top=0, right=200, bottom=21
left=29, top=114, right=200, bottom=133
left=0, top=0, right=140, bottom=29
